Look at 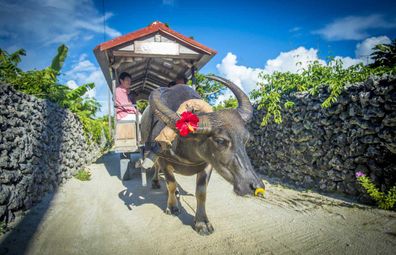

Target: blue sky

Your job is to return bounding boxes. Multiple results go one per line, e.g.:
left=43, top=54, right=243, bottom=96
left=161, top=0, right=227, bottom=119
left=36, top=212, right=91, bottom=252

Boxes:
left=1, top=0, right=395, bottom=115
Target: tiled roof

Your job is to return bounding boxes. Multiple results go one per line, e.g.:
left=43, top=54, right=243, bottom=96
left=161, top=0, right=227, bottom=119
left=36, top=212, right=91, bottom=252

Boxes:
left=94, top=21, right=217, bottom=55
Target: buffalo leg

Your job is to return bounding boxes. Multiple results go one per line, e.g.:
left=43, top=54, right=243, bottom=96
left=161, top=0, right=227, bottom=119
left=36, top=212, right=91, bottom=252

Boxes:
left=194, top=165, right=214, bottom=235
left=163, top=164, right=180, bottom=215
left=151, top=167, right=161, bottom=189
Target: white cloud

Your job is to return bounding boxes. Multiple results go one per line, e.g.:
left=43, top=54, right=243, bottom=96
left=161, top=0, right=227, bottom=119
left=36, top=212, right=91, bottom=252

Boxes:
left=333, top=56, right=363, bottom=68
left=0, top=0, right=121, bottom=71
left=66, top=60, right=97, bottom=74
left=355, top=36, right=391, bottom=63
left=162, top=0, right=175, bottom=5
left=289, top=27, right=301, bottom=32
left=216, top=53, right=262, bottom=92
left=64, top=54, right=108, bottom=99
left=313, top=15, right=396, bottom=41
left=264, top=47, right=325, bottom=74
left=216, top=47, right=325, bottom=93
left=215, top=35, right=391, bottom=101
left=0, top=0, right=121, bottom=47
left=79, top=53, right=89, bottom=62
left=66, top=80, right=79, bottom=90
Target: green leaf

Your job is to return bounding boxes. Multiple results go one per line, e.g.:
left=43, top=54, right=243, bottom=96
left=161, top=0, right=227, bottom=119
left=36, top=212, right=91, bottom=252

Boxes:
left=65, top=82, right=95, bottom=100
left=50, top=44, right=68, bottom=73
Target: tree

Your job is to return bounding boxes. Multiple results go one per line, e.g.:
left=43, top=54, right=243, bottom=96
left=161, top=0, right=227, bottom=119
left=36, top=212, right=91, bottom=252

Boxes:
left=189, top=72, right=226, bottom=105
left=370, top=39, right=396, bottom=68
left=0, top=45, right=106, bottom=145
left=136, top=99, right=148, bottom=112
left=0, top=48, right=25, bottom=82
left=213, top=97, right=238, bottom=110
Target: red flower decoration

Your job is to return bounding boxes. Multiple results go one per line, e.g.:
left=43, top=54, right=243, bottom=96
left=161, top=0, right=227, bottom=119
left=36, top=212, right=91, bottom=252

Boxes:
left=175, top=111, right=199, bottom=136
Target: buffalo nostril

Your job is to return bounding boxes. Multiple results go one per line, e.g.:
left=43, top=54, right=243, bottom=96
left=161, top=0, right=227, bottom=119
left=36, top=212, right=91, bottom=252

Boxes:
left=250, top=182, right=263, bottom=190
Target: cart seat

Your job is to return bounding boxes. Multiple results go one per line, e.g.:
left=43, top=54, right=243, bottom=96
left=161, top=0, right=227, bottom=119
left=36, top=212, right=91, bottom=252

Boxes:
left=115, top=116, right=139, bottom=153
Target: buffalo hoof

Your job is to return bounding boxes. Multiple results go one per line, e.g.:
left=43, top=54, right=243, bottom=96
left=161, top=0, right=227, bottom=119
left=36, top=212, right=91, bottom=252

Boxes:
left=194, top=221, right=214, bottom=235
left=151, top=180, right=161, bottom=189
left=165, top=206, right=180, bottom=215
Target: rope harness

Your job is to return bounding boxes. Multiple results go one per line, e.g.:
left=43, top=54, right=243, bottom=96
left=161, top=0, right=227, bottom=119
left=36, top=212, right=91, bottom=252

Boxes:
left=156, top=151, right=207, bottom=167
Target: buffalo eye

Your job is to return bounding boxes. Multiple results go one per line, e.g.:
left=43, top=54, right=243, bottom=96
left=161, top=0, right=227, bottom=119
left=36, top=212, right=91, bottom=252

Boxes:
left=214, top=137, right=229, bottom=147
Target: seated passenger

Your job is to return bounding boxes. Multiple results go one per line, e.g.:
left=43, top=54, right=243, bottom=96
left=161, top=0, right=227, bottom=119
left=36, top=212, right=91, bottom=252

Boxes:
left=175, top=74, right=188, bottom=85
left=115, top=72, right=138, bottom=121
left=167, top=75, right=187, bottom=88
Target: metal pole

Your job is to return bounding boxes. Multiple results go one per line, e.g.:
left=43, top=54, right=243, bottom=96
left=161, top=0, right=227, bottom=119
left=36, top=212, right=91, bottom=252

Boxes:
left=108, top=88, right=111, bottom=140
left=112, top=78, right=117, bottom=140
left=191, top=65, right=196, bottom=90
left=110, top=67, right=117, bottom=141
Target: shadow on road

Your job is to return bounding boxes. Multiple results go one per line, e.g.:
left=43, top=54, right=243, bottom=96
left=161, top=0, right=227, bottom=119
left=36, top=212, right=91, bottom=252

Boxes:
left=98, top=151, right=196, bottom=229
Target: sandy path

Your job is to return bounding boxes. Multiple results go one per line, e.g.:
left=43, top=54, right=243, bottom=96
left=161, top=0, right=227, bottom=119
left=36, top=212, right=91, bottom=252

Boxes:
left=1, top=152, right=395, bottom=255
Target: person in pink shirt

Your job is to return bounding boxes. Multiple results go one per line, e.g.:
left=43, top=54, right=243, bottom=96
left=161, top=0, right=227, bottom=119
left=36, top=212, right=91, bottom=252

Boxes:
left=115, top=72, right=138, bottom=121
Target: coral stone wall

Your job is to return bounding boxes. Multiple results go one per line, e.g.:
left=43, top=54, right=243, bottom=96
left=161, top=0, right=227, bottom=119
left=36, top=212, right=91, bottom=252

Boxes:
left=0, top=84, right=103, bottom=223
left=247, top=75, right=396, bottom=198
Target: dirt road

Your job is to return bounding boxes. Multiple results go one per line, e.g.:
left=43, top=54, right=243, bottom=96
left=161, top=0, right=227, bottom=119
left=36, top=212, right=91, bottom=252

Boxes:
left=1, top=152, right=395, bottom=255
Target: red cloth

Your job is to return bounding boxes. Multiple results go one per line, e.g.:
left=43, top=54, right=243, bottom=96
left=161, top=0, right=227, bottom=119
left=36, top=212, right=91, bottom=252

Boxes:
left=115, top=86, right=137, bottom=120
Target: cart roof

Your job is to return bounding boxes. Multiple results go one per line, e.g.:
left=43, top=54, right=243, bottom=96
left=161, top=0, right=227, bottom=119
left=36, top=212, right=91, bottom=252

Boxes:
left=94, top=21, right=217, bottom=99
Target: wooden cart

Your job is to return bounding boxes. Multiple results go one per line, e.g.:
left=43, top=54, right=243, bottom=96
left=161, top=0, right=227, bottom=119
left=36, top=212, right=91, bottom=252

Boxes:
left=93, top=21, right=217, bottom=184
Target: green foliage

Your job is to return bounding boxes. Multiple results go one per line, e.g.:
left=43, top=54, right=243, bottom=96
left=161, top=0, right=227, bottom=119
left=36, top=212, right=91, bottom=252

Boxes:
left=357, top=176, right=396, bottom=210
left=0, top=48, right=25, bottom=82
left=136, top=99, right=148, bottom=112
left=0, top=221, right=6, bottom=235
left=74, top=168, right=91, bottom=181
left=95, top=115, right=113, bottom=150
left=370, top=39, right=396, bottom=68
left=0, top=46, right=108, bottom=146
left=50, top=44, right=68, bottom=73
left=251, top=58, right=396, bottom=126
left=189, top=72, right=226, bottom=105
left=284, top=101, right=295, bottom=109
left=213, top=97, right=238, bottom=110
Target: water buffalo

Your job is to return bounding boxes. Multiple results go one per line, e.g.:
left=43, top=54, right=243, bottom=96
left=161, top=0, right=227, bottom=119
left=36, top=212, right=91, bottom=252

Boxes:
left=140, top=75, right=265, bottom=235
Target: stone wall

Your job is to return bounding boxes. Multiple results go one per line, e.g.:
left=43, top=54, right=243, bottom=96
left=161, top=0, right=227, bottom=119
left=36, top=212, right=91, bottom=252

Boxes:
left=247, top=75, right=396, bottom=199
left=0, top=84, right=104, bottom=223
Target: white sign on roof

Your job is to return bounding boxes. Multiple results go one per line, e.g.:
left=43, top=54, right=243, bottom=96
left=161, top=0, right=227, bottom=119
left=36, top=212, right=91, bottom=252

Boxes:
left=134, top=41, right=180, bottom=55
